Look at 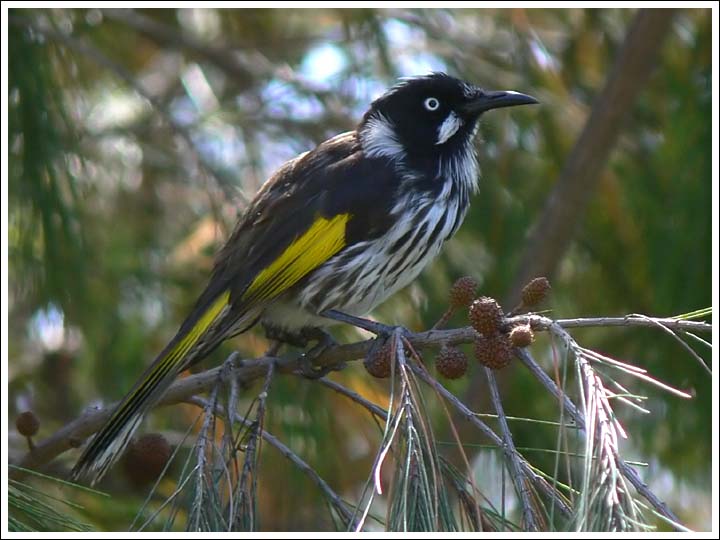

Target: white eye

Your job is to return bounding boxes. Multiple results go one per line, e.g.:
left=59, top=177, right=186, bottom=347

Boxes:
left=424, top=97, right=440, bottom=111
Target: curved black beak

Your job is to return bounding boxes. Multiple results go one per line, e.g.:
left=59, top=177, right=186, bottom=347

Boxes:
left=461, top=90, right=538, bottom=115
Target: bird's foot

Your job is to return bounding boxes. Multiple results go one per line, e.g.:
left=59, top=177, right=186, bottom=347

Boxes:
left=297, top=327, right=344, bottom=379
left=263, top=324, right=343, bottom=378
left=321, top=310, right=416, bottom=374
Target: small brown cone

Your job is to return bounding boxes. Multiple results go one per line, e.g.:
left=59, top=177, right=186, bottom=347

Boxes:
left=436, top=345, right=468, bottom=379
left=474, top=334, right=513, bottom=370
left=509, top=324, right=535, bottom=348
left=16, top=411, right=40, bottom=437
left=122, top=433, right=172, bottom=487
left=364, top=341, right=393, bottom=378
left=521, top=277, right=551, bottom=308
left=469, top=297, right=504, bottom=336
left=449, top=276, right=479, bottom=309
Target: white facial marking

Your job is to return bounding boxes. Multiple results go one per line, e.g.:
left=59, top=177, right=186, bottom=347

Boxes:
left=436, top=111, right=463, bottom=145
left=359, top=113, right=405, bottom=161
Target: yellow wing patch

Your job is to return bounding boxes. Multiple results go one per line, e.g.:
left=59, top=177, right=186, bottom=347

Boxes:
left=170, top=290, right=231, bottom=361
left=243, top=213, right=350, bottom=303
left=117, top=290, right=231, bottom=415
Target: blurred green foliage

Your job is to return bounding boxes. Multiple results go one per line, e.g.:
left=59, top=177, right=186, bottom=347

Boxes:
left=7, top=7, right=712, bottom=531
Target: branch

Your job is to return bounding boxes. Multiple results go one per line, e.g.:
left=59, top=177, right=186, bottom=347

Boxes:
left=10, top=312, right=709, bottom=477
left=485, top=367, right=542, bottom=531
left=101, top=9, right=356, bottom=131
left=408, top=361, right=573, bottom=518
left=314, top=377, right=389, bottom=421
left=516, top=348, right=684, bottom=530
left=8, top=13, right=244, bottom=204
left=101, top=8, right=257, bottom=89
left=236, top=360, right=275, bottom=531
left=187, top=396, right=356, bottom=529
left=553, top=315, right=711, bottom=333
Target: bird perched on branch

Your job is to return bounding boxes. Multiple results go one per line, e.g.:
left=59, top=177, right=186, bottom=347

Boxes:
left=72, top=72, right=537, bottom=485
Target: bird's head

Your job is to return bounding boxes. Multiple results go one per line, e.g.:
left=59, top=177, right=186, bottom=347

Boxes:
left=359, top=73, right=537, bottom=164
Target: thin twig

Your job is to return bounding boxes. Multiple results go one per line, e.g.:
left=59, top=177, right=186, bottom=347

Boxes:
left=131, top=414, right=204, bottom=531
left=351, top=334, right=403, bottom=532
left=189, top=371, right=223, bottom=531
left=314, top=378, right=388, bottom=420
left=223, top=376, right=240, bottom=461
left=628, top=313, right=711, bottom=375
left=136, top=464, right=200, bottom=531
left=408, top=361, right=573, bottom=518
left=11, top=312, right=709, bottom=487
left=552, top=315, right=711, bottom=334
left=681, top=331, right=713, bottom=350
left=404, top=343, right=487, bottom=530
left=188, top=397, right=355, bottom=529
left=581, top=347, right=692, bottom=399
left=236, top=361, right=274, bottom=531
left=101, top=9, right=356, bottom=135
left=8, top=13, right=243, bottom=206
left=218, top=352, right=242, bottom=453
left=515, top=349, right=684, bottom=529
left=484, top=367, right=542, bottom=531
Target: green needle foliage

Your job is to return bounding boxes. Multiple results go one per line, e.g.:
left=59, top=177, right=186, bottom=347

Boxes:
left=9, top=467, right=106, bottom=532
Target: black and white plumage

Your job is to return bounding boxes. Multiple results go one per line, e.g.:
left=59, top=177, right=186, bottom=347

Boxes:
left=72, top=72, right=537, bottom=484
left=264, top=73, right=536, bottom=329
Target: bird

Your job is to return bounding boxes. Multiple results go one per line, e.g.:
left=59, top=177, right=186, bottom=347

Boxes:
left=71, top=72, right=537, bottom=485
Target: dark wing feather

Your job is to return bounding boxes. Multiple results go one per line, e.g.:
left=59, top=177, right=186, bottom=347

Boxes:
left=72, top=132, right=401, bottom=483
left=176, top=131, right=399, bottom=341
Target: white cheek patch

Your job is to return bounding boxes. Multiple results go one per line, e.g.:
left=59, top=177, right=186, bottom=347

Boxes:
left=360, top=113, right=405, bottom=161
left=436, top=112, right=463, bottom=145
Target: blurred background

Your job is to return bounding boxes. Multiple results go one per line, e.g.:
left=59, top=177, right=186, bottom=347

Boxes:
left=7, top=7, right=713, bottom=531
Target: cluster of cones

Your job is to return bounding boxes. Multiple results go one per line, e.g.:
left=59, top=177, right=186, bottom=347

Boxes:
left=365, top=276, right=551, bottom=380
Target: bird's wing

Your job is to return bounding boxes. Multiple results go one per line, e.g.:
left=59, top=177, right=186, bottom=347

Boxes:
left=72, top=133, right=401, bottom=484
left=173, top=131, right=398, bottom=350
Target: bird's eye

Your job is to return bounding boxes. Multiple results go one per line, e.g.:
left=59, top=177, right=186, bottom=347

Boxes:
left=424, top=97, right=440, bottom=111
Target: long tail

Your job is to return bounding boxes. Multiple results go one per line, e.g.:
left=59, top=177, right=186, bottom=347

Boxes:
left=71, top=291, right=239, bottom=485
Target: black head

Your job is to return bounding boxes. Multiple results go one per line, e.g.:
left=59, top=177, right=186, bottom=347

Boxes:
left=359, top=73, right=537, bottom=162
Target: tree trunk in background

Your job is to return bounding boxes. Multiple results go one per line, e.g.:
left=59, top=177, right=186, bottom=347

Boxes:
left=506, top=9, right=677, bottom=306
left=459, top=8, right=678, bottom=437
